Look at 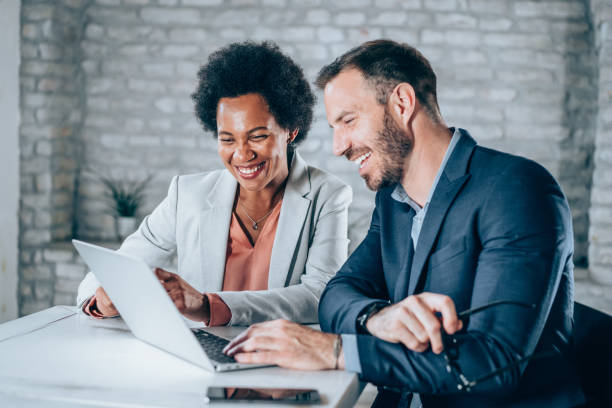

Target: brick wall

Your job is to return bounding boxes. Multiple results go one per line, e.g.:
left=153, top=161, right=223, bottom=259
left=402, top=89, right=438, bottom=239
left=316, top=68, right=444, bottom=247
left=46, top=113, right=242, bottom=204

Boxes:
left=19, top=0, right=88, bottom=315
left=17, top=0, right=611, bottom=315
left=589, top=0, right=612, bottom=284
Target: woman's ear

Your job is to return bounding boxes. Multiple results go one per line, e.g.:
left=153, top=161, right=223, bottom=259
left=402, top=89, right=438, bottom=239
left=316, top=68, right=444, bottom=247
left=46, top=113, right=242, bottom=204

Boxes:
left=288, top=129, right=299, bottom=144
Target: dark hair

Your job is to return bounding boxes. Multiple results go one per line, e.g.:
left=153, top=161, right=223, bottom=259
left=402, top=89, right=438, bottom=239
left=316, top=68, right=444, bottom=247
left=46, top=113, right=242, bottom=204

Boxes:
left=192, top=41, right=315, bottom=145
left=315, top=39, right=441, bottom=121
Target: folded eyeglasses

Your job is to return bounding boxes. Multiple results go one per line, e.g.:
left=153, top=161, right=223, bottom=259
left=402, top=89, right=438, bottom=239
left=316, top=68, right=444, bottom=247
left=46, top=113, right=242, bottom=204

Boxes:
left=443, top=300, right=558, bottom=392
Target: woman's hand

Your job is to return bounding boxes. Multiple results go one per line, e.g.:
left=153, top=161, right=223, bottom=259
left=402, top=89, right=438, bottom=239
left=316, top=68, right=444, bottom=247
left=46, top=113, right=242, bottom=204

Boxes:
left=84, top=286, right=119, bottom=318
left=155, top=268, right=210, bottom=322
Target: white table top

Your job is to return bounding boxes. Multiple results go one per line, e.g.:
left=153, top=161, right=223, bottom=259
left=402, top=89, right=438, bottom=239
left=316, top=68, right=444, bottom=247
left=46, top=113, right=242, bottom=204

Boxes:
left=0, top=306, right=362, bottom=407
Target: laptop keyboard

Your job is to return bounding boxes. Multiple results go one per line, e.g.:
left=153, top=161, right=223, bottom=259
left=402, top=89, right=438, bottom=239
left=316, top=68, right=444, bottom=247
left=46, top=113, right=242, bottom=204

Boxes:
left=192, top=329, right=237, bottom=364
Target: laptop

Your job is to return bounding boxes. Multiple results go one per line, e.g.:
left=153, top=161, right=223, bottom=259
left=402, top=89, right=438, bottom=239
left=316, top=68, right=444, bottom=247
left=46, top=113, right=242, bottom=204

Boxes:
left=72, top=239, right=270, bottom=372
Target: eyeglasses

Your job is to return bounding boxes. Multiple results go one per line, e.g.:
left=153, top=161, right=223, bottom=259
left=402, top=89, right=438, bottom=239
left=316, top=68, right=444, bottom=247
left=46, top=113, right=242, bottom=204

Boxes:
left=443, top=300, right=558, bottom=392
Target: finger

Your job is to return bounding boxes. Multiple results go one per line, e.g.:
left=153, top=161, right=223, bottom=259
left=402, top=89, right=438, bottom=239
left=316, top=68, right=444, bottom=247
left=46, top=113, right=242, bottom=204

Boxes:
left=224, top=325, right=260, bottom=353
left=399, top=309, right=429, bottom=344
left=159, top=280, right=172, bottom=291
left=226, top=335, right=282, bottom=356
left=223, top=322, right=287, bottom=355
left=167, top=286, right=183, bottom=299
left=234, top=351, right=278, bottom=365
left=97, top=290, right=116, bottom=313
left=167, top=290, right=185, bottom=307
left=95, top=287, right=109, bottom=303
left=420, top=293, right=460, bottom=334
left=99, top=299, right=114, bottom=312
left=408, top=296, right=444, bottom=353
left=225, top=327, right=275, bottom=355
left=97, top=305, right=114, bottom=317
left=395, top=324, right=428, bottom=352
left=84, top=296, right=97, bottom=316
left=161, top=279, right=181, bottom=292
left=154, top=268, right=174, bottom=281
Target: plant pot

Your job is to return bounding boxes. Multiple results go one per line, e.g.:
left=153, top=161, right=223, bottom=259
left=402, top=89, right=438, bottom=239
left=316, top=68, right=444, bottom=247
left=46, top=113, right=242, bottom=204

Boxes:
left=116, top=216, right=137, bottom=240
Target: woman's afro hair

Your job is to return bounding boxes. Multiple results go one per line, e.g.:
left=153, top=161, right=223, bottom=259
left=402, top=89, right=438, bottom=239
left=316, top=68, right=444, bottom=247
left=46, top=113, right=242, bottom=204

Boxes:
left=192, top=41, right=315, bottom=145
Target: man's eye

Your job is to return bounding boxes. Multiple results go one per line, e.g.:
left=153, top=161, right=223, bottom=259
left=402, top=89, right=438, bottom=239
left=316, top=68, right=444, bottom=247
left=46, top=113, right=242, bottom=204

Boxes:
left=219, top=139, right=233, bottom=143
left=251, top=134, right=268, bottom=140
left=344, top=118, right=355, bottom=125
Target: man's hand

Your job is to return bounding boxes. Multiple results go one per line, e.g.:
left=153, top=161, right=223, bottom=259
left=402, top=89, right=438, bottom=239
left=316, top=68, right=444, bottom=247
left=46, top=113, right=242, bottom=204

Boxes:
left=223, top=319, right=343, bottom=370
left=155, top=268, right=210, bottom=322
left=366, top=292, right=463, bottom=354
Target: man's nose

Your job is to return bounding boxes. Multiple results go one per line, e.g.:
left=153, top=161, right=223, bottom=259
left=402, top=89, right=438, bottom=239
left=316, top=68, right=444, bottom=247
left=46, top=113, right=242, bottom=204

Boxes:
left=332, top=131, right=350, bottom=157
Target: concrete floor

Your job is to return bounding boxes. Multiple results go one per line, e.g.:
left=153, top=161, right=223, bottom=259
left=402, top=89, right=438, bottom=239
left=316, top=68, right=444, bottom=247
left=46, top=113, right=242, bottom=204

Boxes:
left=353, top=271, right=612, bottom=407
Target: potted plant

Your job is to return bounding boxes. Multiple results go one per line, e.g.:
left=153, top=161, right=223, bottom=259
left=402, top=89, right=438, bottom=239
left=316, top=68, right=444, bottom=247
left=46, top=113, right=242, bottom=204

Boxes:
left=98, top=174, right=153, bottom=240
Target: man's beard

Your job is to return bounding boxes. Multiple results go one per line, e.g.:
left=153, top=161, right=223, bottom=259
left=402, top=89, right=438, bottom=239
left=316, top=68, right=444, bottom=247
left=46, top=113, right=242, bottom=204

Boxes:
left=364, top=108, right=413, bottom=191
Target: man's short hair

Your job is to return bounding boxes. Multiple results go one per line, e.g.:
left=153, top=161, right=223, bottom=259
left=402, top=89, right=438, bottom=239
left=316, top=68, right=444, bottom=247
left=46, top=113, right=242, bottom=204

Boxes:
left=315, top=39, right=441, bottom=121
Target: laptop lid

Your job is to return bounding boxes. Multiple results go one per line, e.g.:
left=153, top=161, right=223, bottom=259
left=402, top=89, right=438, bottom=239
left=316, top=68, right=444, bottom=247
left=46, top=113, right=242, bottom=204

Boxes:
left=72, top=239, right=214, bottom=371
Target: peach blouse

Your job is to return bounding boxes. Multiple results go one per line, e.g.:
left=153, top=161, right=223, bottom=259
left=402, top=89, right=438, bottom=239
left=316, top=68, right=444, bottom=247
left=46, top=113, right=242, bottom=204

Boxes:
left=206, top=199, right=282, bottom=326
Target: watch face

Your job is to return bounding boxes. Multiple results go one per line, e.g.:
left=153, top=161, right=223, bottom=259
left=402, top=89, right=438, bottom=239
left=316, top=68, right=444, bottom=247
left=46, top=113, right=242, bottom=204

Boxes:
left=358, top=302, right=388, bottom=333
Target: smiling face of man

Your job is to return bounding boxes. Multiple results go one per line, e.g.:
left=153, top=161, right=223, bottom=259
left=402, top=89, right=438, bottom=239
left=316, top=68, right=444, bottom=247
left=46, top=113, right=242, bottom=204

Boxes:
left=324, top=68, right=413, bottom=191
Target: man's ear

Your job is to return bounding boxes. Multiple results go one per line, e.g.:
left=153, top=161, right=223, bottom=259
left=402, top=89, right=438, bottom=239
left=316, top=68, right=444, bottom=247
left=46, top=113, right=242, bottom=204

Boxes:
left=389, top=82, right=417, bottom=126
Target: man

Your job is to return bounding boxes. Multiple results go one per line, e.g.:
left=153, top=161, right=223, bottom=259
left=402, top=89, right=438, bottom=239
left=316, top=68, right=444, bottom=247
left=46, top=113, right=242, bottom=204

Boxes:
left=224, top=40, right=585, bottom=407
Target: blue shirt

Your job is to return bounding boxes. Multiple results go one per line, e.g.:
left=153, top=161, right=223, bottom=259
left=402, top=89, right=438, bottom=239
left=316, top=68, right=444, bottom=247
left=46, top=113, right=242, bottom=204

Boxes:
left=342, top=128, right=462, bottom=374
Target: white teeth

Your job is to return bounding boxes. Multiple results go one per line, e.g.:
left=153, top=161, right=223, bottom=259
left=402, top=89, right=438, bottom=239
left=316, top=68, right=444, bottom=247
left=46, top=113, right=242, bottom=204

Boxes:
left=353, top=152, right=371, bottom=169
left=238, top=162, right=264, bottom=175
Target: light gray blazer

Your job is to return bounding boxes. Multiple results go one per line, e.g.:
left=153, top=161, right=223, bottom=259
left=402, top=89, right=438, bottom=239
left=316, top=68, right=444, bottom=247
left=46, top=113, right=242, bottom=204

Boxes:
left=77, top=152, right=352, bottom=325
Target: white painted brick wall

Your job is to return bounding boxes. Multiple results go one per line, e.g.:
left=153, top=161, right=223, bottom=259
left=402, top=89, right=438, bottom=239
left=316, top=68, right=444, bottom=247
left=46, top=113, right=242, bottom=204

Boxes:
left=589, top=0, right=612, bottom=284
left=18, top=0, right=611, bottom=316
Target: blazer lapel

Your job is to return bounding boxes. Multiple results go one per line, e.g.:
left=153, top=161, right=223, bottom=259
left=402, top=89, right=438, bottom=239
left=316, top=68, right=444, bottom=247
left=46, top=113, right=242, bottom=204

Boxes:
left=199, top=171, right=236, bottom=291
left=407, top=131, right=476, bottom=296
left=392, top=206, right=415, bottom=303
left=268, top=152, right=311, bottom=289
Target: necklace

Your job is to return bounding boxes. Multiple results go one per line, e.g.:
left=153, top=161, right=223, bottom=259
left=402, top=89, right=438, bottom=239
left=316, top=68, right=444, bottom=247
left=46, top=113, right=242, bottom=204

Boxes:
left=238, top=201, right=275, bottom=230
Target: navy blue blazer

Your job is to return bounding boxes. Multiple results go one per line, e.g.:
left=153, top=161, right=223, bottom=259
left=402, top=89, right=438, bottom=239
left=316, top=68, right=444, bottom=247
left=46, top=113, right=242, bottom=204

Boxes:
left=319, top=130, right=585, bottom=407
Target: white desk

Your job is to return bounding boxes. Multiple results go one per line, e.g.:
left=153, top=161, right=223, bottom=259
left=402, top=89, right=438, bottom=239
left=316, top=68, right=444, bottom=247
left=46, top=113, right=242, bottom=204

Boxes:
left=0, top=306, right=363, bottom=407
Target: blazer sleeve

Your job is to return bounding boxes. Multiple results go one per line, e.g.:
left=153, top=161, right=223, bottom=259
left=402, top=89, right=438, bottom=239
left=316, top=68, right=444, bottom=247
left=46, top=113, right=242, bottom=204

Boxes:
left=323, top=161, right=574, bottom=396
left=76, top=176, right=179, bottom=309
left=217, top=183, right=352, bottom=326
left=319, top=191, right=391, bottom=334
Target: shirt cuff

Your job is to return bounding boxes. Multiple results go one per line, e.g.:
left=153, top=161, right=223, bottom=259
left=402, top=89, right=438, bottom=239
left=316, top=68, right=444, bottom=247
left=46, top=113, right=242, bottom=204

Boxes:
left=206, top=293, right=232, bottom=326
left=341, top=334, right=362, bottom=374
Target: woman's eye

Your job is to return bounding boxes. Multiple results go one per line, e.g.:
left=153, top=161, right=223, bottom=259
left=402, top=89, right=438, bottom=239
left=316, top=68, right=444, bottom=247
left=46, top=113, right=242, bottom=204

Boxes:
left=219, top=139, right=233, bottom=144
left=344, top=117, right=355, bottom=125
left=251, top=134, right=268, bottom=140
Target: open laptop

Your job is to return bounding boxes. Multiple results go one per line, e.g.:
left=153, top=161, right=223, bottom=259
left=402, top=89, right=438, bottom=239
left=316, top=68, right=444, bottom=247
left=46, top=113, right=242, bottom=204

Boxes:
left=72, top=239, right=270, bottom=372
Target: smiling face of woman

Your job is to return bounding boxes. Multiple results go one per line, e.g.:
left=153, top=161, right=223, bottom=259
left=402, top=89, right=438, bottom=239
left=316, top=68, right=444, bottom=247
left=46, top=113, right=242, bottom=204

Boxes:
left=216, top=93, right=293, bottom=194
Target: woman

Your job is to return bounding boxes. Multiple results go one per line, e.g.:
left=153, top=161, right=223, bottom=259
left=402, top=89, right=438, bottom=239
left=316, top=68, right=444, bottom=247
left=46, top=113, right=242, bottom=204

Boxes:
left=76, top=41, right=352, bottom=326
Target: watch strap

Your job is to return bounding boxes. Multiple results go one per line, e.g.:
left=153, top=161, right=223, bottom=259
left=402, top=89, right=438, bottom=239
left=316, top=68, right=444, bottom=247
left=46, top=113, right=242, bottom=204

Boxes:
left=356, top=302, right=389, bottom=334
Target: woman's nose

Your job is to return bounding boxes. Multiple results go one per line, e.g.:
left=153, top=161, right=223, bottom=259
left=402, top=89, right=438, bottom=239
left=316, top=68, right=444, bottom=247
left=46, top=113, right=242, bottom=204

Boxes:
left=233, top=143, right=254, bottom=162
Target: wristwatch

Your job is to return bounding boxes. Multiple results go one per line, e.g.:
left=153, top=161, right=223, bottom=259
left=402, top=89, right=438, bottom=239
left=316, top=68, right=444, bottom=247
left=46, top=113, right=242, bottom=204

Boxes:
left=356, top=302, right=389, bottom=334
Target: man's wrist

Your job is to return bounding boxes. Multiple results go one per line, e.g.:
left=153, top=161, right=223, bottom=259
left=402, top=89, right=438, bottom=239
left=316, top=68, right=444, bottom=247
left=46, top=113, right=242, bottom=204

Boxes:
left=332, top=334, right=342, bottom=369
left=336, top=348, right=345, bottom=370
left=357, top=302, right=388, bottom=334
